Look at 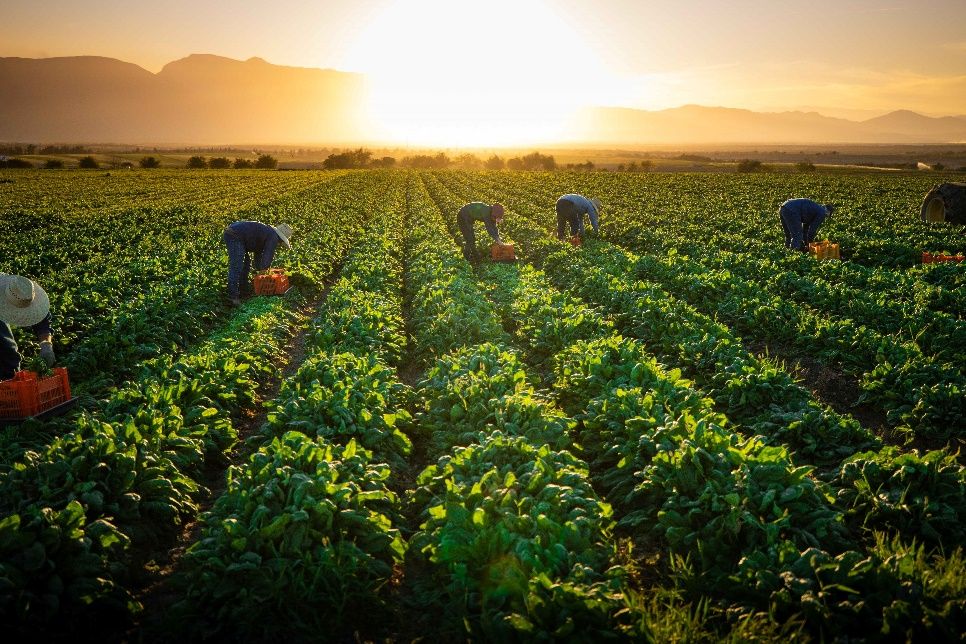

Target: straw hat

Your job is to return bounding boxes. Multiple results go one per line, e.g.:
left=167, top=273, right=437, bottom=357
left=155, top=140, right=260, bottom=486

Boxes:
left=591, top=198, right=603, bottom=213
left=0, top=275, right=50, bottom=328
left=274, top=223, right=293, bottom=248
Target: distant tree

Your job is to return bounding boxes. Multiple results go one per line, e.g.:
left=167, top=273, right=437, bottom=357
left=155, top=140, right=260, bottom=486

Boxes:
left=484, top=155, right=505, bottom=170
left=401, top=152, right=450, bottom=169
left=639, top=160, right=653, bottom=172
left=255, top=154, right=278, bottom=169
left=370, top=156, right=397, bottom=168
left=453, top=153, right=483, bottom=169
left=186, top=156, right=208, bottom=169
left=208, top=157, right=231, bottom=169
left=323, top=148, right=372, bottom=170
left=617, top=164, right=625, bottom=172
left=507, top=157, right=524, bottom=171
left=520, top=152, right=556, bottom=171
left=78, top=156, right=99, bottom=169
left=43, top=159, right=64, bottom=169
left=139, top=156, right=161, bottom=169
left=796, top=160, right=816, bottom=173
left=233, top=158, right=254, bottom=169
left=933, top=162, right=945, bottom=171
left=736, top=159, right=763, bottom=173
left=120, top=162, right=134, bottom=169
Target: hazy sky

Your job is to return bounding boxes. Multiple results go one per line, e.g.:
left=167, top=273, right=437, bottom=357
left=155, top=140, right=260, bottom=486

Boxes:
left=2, top=0, right=964, bottom=143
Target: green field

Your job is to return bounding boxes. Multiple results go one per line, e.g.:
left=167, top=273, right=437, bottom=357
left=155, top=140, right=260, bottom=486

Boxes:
left=0, top=169, right=964, bottom=641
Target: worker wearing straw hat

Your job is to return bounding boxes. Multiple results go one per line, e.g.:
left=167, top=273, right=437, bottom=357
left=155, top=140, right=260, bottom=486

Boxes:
left=556, top=194, right=601, bottom=240
left=223, top=221, right=293, bottom=306
left=779, top=198, right=834, bottom=252
left=0, top=275, right=55, bottom=380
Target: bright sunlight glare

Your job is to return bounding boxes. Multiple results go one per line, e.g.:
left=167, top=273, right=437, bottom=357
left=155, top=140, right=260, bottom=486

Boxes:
left=340, top=0, right=614, bottom=147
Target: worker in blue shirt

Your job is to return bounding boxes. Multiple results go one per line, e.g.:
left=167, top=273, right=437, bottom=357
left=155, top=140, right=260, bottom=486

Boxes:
left=556, top=194, right=602, bottom=240
left=0, top=274, right=55, bottom=380
left=457, top=202, right=504, bottom=264
left=222, top=221, right=293, bottom=306
left=779, top=199, right=834, bottom=252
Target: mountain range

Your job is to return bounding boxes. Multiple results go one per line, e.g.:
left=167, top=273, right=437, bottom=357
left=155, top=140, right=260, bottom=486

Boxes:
left=0, top=54, right=366, bottom=144
left=1, top=54, right=965, bottom=145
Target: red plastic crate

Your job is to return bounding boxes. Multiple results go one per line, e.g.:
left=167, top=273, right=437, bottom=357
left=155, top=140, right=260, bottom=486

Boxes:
left=253, top=268, right=290, bottom=295
left=0, top=367, right=72, bottom=419
left=569, top=235, right=583, bottom=247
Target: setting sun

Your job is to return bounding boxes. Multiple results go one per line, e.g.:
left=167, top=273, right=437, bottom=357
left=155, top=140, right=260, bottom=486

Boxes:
left=341, top=0, right=611, bottom=146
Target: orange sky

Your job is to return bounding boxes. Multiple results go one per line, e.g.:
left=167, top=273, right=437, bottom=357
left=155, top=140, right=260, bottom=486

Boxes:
left=2, top=0, right=964, bottom=144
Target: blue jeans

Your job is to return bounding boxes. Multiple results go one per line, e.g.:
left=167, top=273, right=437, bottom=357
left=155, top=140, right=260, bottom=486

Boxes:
left=224, top=233, right=251, bottom=299
left=779, top=207, right=805, bottom=251
left=556, top=199, right=581, bottom=239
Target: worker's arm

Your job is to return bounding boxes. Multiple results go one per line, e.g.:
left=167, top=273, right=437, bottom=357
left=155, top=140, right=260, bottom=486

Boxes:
left=587, top=204, right=600, bottom=233
left=484, top=216, right=502, bottom=243
left=804, top=207, right=828, bottom=244
left=30, top=313, right=55, bottom=366
left=256, top=234, right=280, bottom=271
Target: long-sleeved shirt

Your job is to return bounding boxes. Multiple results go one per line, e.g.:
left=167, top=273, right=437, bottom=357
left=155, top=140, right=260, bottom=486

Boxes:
left=780, top=199, right=828, bottom=242
left=458, top=202, right=501, bottom=242
left=559, top=194, right=600, bottom=233
left=224, top=221, right=282, bottom=271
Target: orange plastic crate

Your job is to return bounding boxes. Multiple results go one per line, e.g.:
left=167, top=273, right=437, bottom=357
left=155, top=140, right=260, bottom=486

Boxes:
left=490, top=243, right=516, bottom=261
left=923, top=252, right=964, bottom=264
left=808, top=240, right=840, bottom=260
left=253, top=268, right=290, bottom=295
left=0, top=367, right=72, bottom=419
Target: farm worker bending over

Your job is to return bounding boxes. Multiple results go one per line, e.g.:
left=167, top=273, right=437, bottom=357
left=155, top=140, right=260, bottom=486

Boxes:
left=779, top=198, right=834, bottom=252
left=0, top=274, right=55, bottom=380
left=222, top=221, right=293, bottom=306
left=457, top=202, right=504, bottom=264
left=556, top=194, right=601, bottom=240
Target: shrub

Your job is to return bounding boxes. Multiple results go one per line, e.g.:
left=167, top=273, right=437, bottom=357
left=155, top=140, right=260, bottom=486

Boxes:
left=254, top=154, right=278, bottom=169
left=736, top=159, right=763, bottom=173
left=484, top=155, right=505, bottom=170
left=323, top=148, right=372, bottom=170
left=208, top=157, right=231, bottom=169
left=233, top=158, right=254, bottom=169
left=796, top=160, right=816, bottom=172
left=186, top=156, right=207, bottom=169
left=78, top=156, right=99, bottom=169
left=139, top=156, right=161, bottom=169
left=43, top=159, right=64, bottom=169
left=370, top=156, right=396, bottom=168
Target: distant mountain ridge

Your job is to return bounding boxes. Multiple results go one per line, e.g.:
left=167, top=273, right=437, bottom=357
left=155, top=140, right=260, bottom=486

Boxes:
left=1, top=54, right=965, bottom=145
left=573, top=105, right=966, bottom=145
left=0, top=54, right=367, bottom=144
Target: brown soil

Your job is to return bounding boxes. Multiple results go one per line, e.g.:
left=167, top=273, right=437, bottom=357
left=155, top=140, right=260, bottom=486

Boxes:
left=746, top=339, right=892, bottom=439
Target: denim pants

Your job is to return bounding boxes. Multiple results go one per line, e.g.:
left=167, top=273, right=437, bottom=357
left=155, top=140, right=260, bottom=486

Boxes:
left=556, top=199, right=581, bottom=239
left=224, top=233, right=251, bottom=299
left=0, top=321, right=20, bottom=381
left=779, top=207, right=805, bottom=250
left=457, top=211, right=479, bottom=263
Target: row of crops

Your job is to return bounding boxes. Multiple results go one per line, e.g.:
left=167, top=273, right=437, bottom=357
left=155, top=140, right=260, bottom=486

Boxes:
left=0, top=169, right=963, bottom=640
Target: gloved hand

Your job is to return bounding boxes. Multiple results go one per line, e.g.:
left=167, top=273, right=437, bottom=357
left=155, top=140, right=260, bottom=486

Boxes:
left=39, top=341, right=56, bottom=367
